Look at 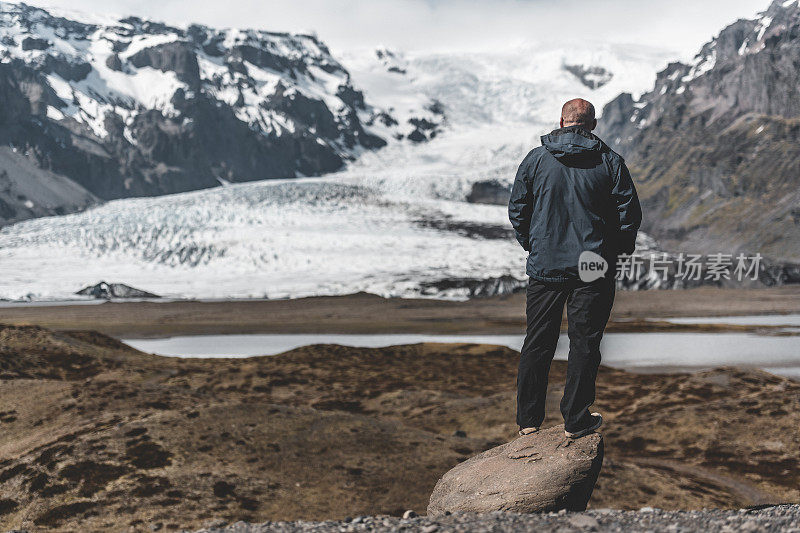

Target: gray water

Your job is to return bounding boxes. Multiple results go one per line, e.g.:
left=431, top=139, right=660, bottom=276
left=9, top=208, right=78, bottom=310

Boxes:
left=123, top=331, right=800, bottom=379
left=662, top=314, right=800, bottom=326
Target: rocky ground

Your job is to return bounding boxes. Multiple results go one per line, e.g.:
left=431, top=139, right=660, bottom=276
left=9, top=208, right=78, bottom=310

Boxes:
left=0, top=324, right=797, bottom=530
left=194, top=505, right=800, bottom=532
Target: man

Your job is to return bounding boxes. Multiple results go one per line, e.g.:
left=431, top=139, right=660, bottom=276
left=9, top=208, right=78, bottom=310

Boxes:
left=508, top=98, right=641, bottom=439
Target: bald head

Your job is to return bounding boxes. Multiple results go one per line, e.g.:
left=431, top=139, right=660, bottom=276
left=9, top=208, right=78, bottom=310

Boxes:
left=560, top=98, right=596, bottom=130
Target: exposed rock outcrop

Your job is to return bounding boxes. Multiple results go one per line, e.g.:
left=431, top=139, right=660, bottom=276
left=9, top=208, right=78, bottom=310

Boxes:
left=418, top=275, right=525, bottom=298
left=427, top=425, right=603, bottom=515
left=128, top=41, right=201, bottom=86
left=466, top=179, right=510, bottom=205
left=76, top=281, right=160, bottom=299
left=563, top=64, right=613, bottom=89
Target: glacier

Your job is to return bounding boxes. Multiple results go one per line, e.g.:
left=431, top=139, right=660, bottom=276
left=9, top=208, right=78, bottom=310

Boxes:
left=0, top=41, right=675, bottom=301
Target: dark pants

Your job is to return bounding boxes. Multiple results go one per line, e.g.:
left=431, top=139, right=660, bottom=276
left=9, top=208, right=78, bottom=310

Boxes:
left=516, top=276, right=615, bottom=433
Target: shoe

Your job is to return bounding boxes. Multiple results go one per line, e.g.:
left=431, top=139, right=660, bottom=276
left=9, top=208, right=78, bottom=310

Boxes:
left=564, top=413, right=602, bottom=439
left=518, top=426, right=539, bottom=436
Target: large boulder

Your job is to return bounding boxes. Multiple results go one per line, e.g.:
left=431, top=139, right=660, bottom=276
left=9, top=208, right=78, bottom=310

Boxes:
left=427, top=425, right=603, bottom=515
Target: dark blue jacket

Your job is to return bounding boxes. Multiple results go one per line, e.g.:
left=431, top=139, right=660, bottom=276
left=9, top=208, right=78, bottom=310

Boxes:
left=508, top=126, right=642, bottom=282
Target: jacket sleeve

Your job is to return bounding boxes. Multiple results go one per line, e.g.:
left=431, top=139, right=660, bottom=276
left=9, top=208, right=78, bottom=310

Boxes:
left=508, top=155, right=533, bottom=252
left=611, top=157, right=642, bottom=254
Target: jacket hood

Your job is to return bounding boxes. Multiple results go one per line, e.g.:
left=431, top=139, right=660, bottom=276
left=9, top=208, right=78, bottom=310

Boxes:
left=541, top=126, right=603, bottom=159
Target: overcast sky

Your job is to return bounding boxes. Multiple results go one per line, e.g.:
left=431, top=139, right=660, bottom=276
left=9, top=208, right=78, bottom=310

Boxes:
left=27, top=0, right=769, bottom=58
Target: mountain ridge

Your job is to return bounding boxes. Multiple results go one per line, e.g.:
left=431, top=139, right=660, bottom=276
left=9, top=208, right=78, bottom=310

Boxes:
left=0, top=2, right=441, bottom=224
left=597, top=0, right=800, bottom=262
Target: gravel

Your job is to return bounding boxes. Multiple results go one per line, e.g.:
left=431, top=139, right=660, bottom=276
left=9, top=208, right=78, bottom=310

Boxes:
left=192, top=504, right=800, bottom=532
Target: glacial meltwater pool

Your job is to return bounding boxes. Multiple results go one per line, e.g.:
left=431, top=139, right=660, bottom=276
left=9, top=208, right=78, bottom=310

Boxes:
left=122, top=331, right=800, bottom=379
left=661, top=314, right=800, bottom=326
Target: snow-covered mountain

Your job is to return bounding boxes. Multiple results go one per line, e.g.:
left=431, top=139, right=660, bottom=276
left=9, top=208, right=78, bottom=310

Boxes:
left=0, top=23, right=680, bottom=300
left=0, top=2, right=440, bottom=223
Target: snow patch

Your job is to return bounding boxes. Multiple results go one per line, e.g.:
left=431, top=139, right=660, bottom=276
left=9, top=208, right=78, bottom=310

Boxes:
left=682, top=49, right=716, bottom=83
left=756, top=16, right=773, bottom=42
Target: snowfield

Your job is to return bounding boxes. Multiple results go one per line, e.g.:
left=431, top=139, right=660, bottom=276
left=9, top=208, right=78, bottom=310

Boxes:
left=0, top=42, right=674, bottom=301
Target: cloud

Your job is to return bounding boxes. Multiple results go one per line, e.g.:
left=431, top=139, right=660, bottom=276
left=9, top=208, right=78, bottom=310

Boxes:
left=28, top=0, right=768, bottom=58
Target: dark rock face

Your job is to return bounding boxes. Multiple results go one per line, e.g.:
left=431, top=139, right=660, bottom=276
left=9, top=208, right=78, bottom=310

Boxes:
left=466, top=179, right=510, bottom=205
left=760, top=262, right=800, bottom=286
left=0, top=147, right=97, bottom=225
left=407, top=116, right=441, bottom=143
left=21, top=36, right=49, bottom=50
left=76, top=282, right=160, bottom=299
left=0, top=3, right=443, bottom=225
left=105, top=54, right=123, bottom=71
left=40, top=55, right=92, bottom=81
left=128, top=42, right=201, bottom=85
left=419, top=275, right=525, bottom=298
left=612, top=233, right=797, bottom=290
left=563, top=64, right=613, bottom=89
left=428, top=425, right=603, bottom=515
left=597, top=0, right=800, bottom=262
